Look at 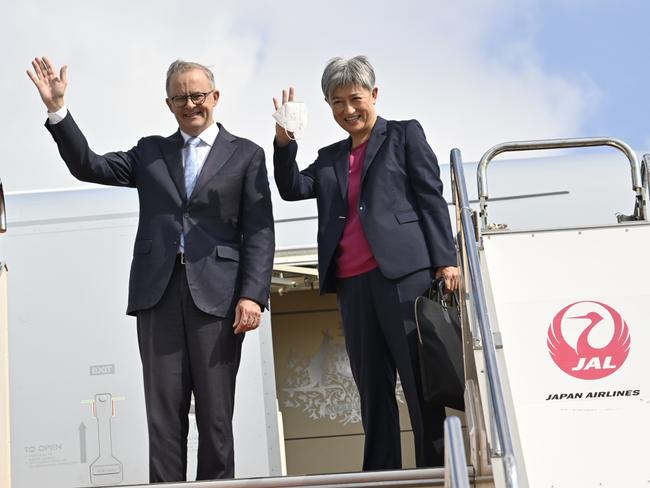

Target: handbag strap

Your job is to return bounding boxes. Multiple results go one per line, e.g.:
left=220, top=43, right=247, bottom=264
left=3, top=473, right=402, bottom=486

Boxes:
left=429, top=277, right=460, bottom=309
left=429, top=277, right=446, bottom=301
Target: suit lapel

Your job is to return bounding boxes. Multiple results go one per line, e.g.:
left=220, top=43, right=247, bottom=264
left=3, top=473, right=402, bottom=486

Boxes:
left=189, top=123, right=236, bottom=201
left=161, top=131, right=186, bottom=200
left=360, top=116, right=387, bottom=187
left=334, top=138, right=352, bottom=202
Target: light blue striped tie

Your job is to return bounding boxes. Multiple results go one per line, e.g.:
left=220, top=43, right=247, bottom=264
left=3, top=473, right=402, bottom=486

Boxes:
left=184, top=136, right=201, bottom=197
left=180, top=136, right=201, bottom=253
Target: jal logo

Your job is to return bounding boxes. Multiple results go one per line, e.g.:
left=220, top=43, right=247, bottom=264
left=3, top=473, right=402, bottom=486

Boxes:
left=547, top=301, right=630, bottom=379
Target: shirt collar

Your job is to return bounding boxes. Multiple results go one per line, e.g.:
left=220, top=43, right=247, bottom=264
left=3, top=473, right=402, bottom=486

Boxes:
left=179, top=123, right=219, bottom=146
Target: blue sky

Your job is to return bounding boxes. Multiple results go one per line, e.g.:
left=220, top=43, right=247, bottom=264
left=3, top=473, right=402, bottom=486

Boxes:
left=3, top=0, right=649, bottom=191
left=505, top=1, right=649, bottom=147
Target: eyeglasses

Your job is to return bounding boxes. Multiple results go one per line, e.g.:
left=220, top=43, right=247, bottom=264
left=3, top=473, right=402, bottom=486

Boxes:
left=169, top=91, right=214, bottom=108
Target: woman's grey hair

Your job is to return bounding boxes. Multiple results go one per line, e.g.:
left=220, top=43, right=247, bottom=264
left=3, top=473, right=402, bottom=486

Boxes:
left=165, top=60, right=215, bottom=95
left=321, top=56, right=376, bottom=99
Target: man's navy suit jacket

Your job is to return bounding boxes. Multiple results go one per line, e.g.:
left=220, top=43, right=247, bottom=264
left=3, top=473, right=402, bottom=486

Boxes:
left=47, top=113, right=274, bottom=317
left=274, top=116, right=456, bottom=293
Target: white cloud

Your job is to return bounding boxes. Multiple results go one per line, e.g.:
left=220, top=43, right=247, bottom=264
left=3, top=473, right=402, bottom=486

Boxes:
left=3, top=0, right=600, bottom=191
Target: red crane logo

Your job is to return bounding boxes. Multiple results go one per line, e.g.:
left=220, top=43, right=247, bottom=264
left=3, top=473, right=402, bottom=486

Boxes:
left=547, top=301, right=630, bottom=379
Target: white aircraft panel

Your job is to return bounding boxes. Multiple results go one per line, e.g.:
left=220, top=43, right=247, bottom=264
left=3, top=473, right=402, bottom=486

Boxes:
left=482, top=224, right=650, bottom=487
left=0, top=188, right=282, bottom=487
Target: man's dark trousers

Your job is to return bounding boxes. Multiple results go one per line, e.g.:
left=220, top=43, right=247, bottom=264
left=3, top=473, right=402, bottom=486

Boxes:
left=137, top=256, right=243, bottom=481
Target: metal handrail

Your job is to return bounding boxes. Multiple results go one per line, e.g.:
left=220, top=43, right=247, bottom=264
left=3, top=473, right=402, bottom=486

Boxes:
left=0, top=179, right=6, bottom=233
left=99, top=468, right=448, bottom=488
left=642, top=154, right=650, bottom=201
left=444, top=416, right=470, bottom=488
left=476, top=137, right=647, bottom=229
left=450, top=148, right=518, bottom=488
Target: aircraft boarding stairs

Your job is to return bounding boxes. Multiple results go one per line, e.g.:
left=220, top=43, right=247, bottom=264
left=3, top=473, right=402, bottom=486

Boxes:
left=450, top=138, right=650, bottom=488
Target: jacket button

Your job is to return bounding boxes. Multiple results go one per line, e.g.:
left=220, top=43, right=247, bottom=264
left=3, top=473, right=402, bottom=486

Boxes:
left=359, top=205, right=365, bottom=211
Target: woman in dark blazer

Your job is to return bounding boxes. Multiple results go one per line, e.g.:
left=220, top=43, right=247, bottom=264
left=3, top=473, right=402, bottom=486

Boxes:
left=273, top=56, right=459, bottom=470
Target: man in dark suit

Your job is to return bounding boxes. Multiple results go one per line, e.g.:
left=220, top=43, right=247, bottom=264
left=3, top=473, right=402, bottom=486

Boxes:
left=273, top=56, right=459, bottom=469
left=27, top=56, right=274, bottom=482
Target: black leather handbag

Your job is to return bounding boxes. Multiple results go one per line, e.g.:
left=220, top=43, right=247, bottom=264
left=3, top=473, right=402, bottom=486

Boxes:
left=414, top=278, right=465, bottom=410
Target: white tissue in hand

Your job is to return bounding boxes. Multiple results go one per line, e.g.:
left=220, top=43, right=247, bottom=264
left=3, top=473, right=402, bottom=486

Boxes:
left=272, top=101, right=308, bottom=136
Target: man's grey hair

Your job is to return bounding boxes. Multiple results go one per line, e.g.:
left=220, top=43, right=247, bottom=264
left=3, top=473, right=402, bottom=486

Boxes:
left=321, top=56, right=376, bottom=99
left=166, top=60, right=215, bottom=95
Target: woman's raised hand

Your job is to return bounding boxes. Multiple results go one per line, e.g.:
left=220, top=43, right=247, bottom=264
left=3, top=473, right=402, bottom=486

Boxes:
left=273, top=87, right=295, bottom=147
